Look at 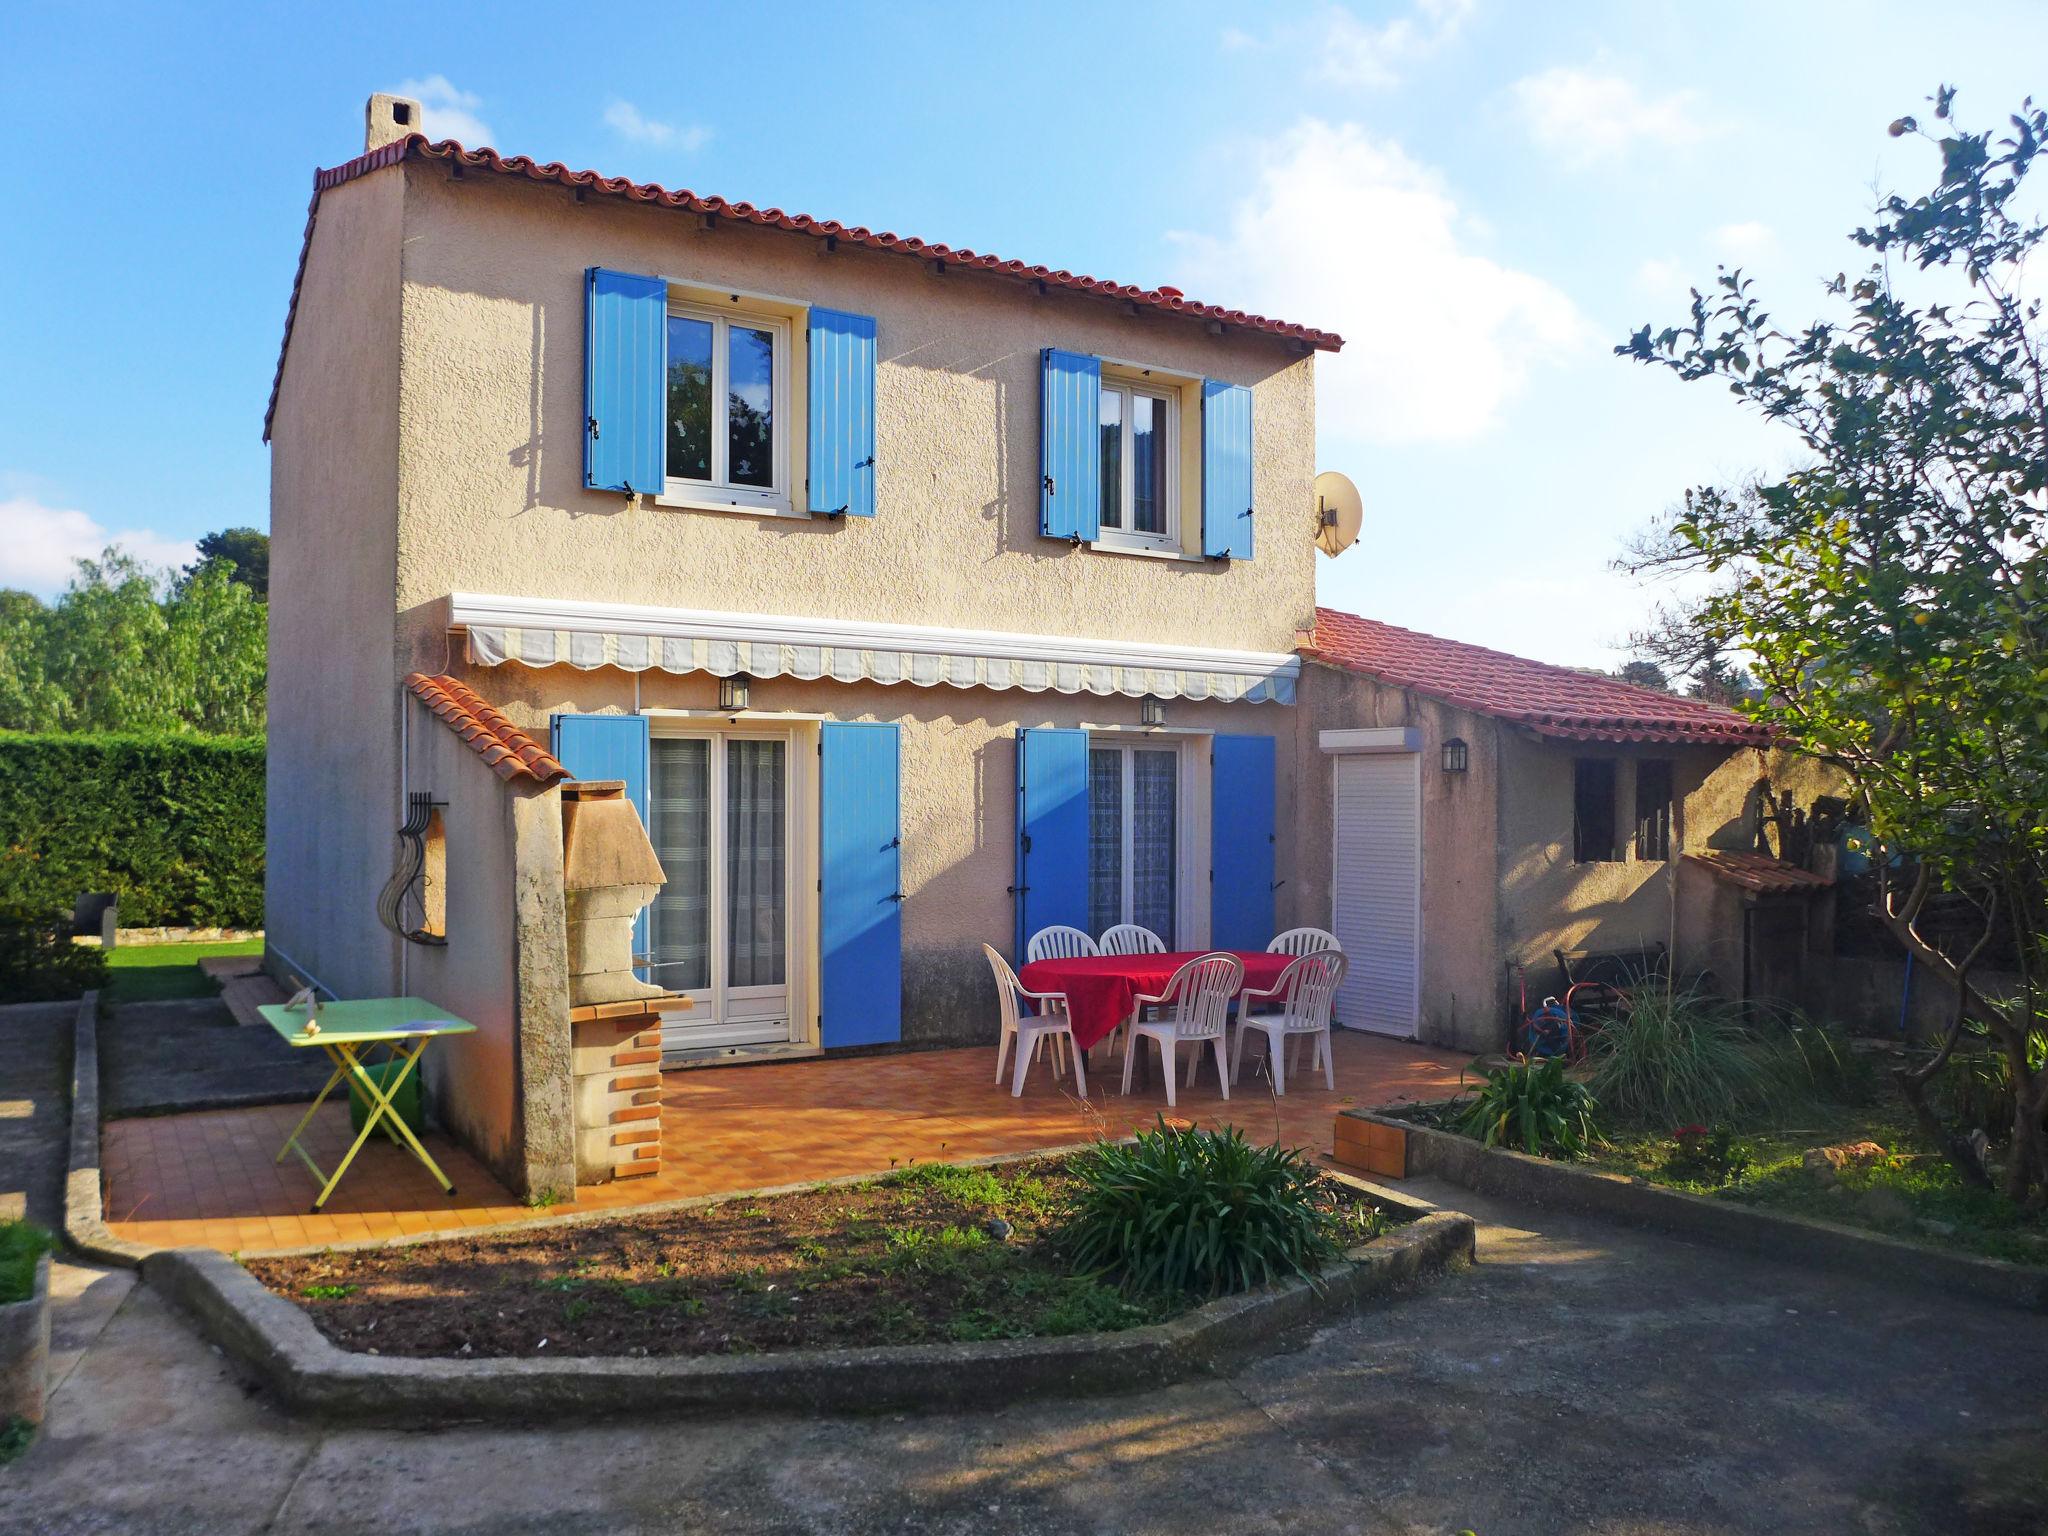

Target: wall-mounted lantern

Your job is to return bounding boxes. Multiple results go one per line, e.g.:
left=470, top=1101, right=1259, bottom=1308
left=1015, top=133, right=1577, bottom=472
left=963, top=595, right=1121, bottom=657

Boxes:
left=1141, top=697, right=1166, bottom=727
left=719, top=674, right=751, bottom=712
left=1442, top=737, right=1469, bottom=774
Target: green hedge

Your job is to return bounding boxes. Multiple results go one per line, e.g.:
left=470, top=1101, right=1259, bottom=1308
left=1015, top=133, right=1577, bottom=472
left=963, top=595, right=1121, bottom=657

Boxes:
left=0, top=733, right=264, bottom=928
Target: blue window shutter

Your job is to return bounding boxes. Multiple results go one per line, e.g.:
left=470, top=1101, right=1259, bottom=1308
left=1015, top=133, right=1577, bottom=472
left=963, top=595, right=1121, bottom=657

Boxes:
left=1201, top=380, right=1255, bottom=560
left=551, top=713, right=654, bottom=980
left=584, top=267, right=666, bottom=494
left=808, top=309, right=878, bottom=517
left=820, top=722, right=902, bottom=1048
left=1040, top=349, right=1103, bottom=542
left=1014, top=727, right=1091, bottom=956
left=1210, top=734, right=1276, bottom=950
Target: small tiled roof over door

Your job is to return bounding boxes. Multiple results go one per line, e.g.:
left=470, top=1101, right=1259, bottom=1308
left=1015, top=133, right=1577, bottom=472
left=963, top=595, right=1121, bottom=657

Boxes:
left=403, top=672, right=571, bottom=786
left=1302, top=608, right=1775, bottom=747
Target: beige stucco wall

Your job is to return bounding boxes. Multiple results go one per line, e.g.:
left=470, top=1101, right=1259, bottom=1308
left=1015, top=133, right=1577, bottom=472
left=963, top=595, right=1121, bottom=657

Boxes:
left=265, top=169, right=405, bottom=1000
left=1294, top=662, right=1503, bottom=1052
left=470, top=660, right=1303, bottom=1048
left=1497, top=736, right=1839, bottom=1005
left=386, top=163, right=1320, bottom=679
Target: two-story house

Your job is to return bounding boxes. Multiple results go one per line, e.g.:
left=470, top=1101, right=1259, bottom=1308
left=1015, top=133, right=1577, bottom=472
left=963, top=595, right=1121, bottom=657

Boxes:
left=267, top=97, right=1837, bottom=1199
left=264, top=95, right=1336, bottom=1194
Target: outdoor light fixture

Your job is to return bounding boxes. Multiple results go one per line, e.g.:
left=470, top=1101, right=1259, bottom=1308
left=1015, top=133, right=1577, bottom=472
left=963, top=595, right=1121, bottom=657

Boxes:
left=1442, top=737, right=1469, bottom=774
left=720, top=674, right=751, bottom=712
left=1141, top=697, right=1166, bottom=727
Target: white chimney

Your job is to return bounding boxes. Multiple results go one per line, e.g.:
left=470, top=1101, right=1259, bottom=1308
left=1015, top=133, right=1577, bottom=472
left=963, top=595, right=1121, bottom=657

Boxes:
left=365, top=93, right=424, bottom=153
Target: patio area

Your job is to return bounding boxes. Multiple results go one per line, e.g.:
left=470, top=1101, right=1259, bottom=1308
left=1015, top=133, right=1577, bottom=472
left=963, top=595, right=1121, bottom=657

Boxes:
left=100, top=1029, right=1470, bottom=1255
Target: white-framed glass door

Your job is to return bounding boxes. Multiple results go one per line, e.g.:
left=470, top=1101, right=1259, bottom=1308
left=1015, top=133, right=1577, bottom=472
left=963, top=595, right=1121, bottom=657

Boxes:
left=1087, top=741, right=1181, bottom=946
left=647, top=730, right=794, bottom=1051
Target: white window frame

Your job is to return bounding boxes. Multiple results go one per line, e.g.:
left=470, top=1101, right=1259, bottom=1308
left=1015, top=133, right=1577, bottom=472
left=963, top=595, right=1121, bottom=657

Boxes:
left=1096, top=379, right=1181, bottom=553
left=1086, top=735, right=1195, bottom=945
left=662, top=298, right=793, bottom=515
left=643, top=721, right=812, bottom=1058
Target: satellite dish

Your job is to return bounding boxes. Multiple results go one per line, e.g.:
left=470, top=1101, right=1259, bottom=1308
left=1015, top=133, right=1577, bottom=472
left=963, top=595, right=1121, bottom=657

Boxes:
left=1313, top=470, right=1363, bottom=557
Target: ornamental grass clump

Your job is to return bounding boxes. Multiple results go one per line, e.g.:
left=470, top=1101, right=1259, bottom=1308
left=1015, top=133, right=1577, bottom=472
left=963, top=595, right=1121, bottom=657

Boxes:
left=1059, top=1122, right=1345, bottom=1297
left=1457, top=1054, right=1600, bottom=1158
left=0, top=1221, right=52, bottom=1306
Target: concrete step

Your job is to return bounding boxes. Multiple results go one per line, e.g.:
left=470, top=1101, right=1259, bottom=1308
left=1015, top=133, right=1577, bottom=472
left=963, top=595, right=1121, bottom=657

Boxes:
left=220, top=972, right=287, bottom=1027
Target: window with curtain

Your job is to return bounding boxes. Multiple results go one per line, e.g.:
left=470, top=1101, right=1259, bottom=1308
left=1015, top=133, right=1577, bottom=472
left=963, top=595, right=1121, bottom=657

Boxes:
left=649, top=738, right=711, bottom=991
left=1087, top=741, right=1179, bottom=944
left=726, top=738, right=786, bottom=987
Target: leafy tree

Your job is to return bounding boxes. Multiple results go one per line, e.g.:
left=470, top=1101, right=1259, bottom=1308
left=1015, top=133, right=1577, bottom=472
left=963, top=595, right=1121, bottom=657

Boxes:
left=0, top=547, right=265, bottom=735
left=1614, top=659, right=1671, bottom=693
left=192, top=526, right=269, bottom=598
left=1619, top=88, right=2048, bottom=1205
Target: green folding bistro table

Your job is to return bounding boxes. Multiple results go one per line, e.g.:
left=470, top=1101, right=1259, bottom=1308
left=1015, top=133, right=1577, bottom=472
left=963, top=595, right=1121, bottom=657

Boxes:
left=257, top=997, right=477, bottom=1213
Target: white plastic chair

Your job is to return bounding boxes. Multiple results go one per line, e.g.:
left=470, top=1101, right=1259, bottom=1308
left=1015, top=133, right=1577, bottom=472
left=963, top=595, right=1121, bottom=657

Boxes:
left=1267, top=927, right=1342, bottom=957
left=1099, top=923, right=1167, bottom=956
left=984, top=944, right=1086, bottom=1098
left=1121, top=951, right=1243, bottom=1107
left=1026, top=925, right=1099, bottom=963
left=1232, top=950, right=1347, bottom=1094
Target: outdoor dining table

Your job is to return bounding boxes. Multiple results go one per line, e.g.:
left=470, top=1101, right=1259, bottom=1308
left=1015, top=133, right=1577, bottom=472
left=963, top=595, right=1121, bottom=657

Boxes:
left=257, top=996, right=476, bottom=1213
left=1016, top=950, right=1294, bottom=1053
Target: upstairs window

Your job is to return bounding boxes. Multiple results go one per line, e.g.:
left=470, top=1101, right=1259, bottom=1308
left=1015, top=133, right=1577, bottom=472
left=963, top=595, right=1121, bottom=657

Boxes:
left=1635, top=759, right=1674, bottom=861
left=1096, top=380, right=1180, bottom=551
left=1573, top=758, right=1619, bottom=863
left=666, top=302, right=789, bottom=511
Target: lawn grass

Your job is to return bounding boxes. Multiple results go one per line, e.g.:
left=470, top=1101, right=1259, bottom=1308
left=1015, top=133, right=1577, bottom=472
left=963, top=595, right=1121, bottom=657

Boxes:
left=102, top=937, right=263, bottom=1004
left=1584, top=1105, right=2048, bottom=1265
left=0, top=1220, right=53, bottom=1306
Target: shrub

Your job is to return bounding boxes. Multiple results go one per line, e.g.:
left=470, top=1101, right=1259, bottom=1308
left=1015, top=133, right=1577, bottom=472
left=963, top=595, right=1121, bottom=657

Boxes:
left=0, top=733, right=264, bottom=928
left=1581, top=982, right=1844, bottom=1129
left=1662, top=1125, right=1754, bottom=1186
left=0, top=910, right=108, bottom=1003
left=1457, top=1054, right=1600, bottom=1157
left=1059, top=1122, right=1346, bottom=1296
left=0, top=1220, right=53, bottom=1305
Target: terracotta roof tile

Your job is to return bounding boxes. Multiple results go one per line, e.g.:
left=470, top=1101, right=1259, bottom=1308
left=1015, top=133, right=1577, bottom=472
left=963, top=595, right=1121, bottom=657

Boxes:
left=403, top=673, right=570, bottom=786
left=1684, top=850, right=1833, bottom=893
left=264, top=134, right=1342, bottom=440
left=1303, top=607, right=1775, bottom=747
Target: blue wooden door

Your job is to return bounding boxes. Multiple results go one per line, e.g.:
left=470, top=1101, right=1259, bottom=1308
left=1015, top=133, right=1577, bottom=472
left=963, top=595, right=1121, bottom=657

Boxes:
left=552, top=712, right=652, bottom=978
left=1210, top=733, right=1276, bottom=950
left=1014, top=727, right=1091, bottom=956
left=820, top=722, right=902, bottom=1047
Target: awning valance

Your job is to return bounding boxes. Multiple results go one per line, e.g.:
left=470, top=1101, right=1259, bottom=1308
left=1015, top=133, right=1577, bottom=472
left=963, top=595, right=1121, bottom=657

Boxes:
left=450, top=593, right=1297, bottom=704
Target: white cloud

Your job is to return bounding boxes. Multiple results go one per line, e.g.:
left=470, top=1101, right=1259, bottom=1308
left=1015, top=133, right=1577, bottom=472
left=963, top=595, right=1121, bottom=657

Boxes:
left=1169, top=121, right=1587, bottom=445
left=0, top=497, right=196, bottom=598
left=1319, top=0, right=1473, bottom=86
left=1227, top=0, right=1473, bottom=89
left=392, top=75, right=495, bottom=147
left=1510, top=66, right=1710, bottom=165
left=603, top=100, right=710, bottom=152
left=1715, top=220, right=1777, bottom=260
left=1635, top=257, right=1695, bottom=307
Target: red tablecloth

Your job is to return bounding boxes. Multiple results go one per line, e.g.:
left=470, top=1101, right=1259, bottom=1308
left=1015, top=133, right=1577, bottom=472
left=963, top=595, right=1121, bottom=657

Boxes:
left=1017, top=950, right=1293, bottom=1051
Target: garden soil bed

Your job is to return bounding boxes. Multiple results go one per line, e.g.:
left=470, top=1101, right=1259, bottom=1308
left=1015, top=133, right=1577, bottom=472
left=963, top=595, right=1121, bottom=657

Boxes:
left=246, top=1158, right=1392, bottom=1360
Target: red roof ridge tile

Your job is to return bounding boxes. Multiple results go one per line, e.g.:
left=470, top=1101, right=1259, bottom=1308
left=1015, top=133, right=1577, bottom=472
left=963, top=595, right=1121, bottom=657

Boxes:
left=1302, top=606, right=1776, bottom=748
left=264, top=134, right=1343, bottom=440
left=403, top=672, right=571, bottom=786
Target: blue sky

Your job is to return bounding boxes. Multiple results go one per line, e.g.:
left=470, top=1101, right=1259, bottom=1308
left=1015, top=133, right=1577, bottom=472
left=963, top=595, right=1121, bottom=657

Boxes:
left=3, top=0, right=2043, bottom=666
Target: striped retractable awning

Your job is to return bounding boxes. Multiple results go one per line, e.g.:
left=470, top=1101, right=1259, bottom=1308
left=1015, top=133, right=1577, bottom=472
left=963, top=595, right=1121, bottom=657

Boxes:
left=451, top=594, right=1298, bottom=705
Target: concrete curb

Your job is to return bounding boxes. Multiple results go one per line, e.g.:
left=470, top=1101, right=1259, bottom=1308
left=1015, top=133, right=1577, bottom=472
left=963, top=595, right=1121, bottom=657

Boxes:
left=0, top=1254, right=51, bottom=1426
left=1349, top=1108, right=2048, bottom=1312
left=143, top=1203, right=1475, bottom=1423
left=62, top=992, right=154, bottom=1271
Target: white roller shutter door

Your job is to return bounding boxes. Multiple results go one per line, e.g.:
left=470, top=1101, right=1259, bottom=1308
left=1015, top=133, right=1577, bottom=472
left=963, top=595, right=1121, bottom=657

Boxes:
left=1331, top=751, right=1421, bottom=1036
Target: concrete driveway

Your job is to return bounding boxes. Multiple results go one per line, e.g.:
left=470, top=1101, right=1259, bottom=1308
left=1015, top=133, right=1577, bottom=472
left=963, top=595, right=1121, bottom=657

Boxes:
left=9, top=1180, right=2045, bottom=1536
